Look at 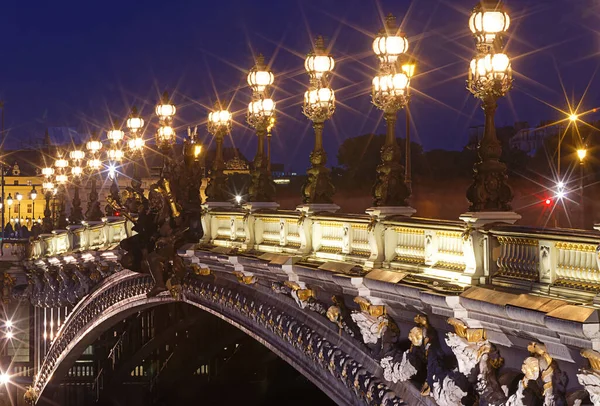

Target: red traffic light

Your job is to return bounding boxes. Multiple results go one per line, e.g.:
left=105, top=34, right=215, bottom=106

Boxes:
left=544, top=198, right=552, bottom=206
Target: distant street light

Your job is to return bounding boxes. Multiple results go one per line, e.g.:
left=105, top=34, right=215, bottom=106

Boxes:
left=578, top=146, right=587, bottom=228
left=465, top=0, right=513, bottom=212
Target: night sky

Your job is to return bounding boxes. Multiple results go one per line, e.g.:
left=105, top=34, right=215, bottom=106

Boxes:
left=0, top=0, right=599, bottom=171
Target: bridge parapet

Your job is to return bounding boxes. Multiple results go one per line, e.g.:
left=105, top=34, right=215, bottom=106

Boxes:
left=488, top=225, right=600, bottom=300
left=24, top=210, right=600, bottom=301
left=30, top=218, right=131, bottom=260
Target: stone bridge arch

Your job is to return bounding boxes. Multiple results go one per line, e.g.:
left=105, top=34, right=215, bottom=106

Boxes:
left=30, top=269, right=414, bottom=406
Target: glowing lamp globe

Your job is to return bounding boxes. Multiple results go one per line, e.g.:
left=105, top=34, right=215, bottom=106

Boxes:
left=305, top=36, right=335, bottom=79
left=469, top=53, right=510, bottom=81
left=70, top=150, right=85, bottom=161
left=87, top=158, right=102, bottom=170
left=42, top=167, right=54, bottom=177
left=127, top=107, right=144, bottom=132
left=373, top=14, right=408, bottom=63
left=107, top=129, right=125, bottom=143
left=248, top=98, right=275, bottom=117
left=156, top=92, right=176, bottom=120
left=304, top=87, right=335, bottom=108
left=71, top=166, right=83, bottom=177
left=128, top=137, right=145, bottom=152
left=56, top=174, right=68, bottom=184
left=247, top=54, right=274, bottom=92
left=156, top=126, right=176, bottom=145
left=108, top=148, right=125, bottom=161
left=54, top=157, right=68, bottom=169
left=208, top=105, right=232, bottom=135
left=373, top=73, right=409, bottom=95
left=86, top=140, right=103, bottom=154
left=469, top=1, right=510, bottom=44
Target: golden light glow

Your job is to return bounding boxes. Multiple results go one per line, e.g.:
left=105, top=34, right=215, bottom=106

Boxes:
left=401, top=63, right=416, bottom=79
left=155, top=103, right=176, bottom=119
left=87, top=159, right=102, bottom=170
left=107, top=129, right=125, bottom=143
left=86, top=140, right=103, bottom=153
left=126, top=116, right=144, bottom=132
left=304, top=87, right=335, bottom=107
left=128, top=137, right=145, bottom=152
left=193, top=145, right=202, bottom=158
left=577, top=148, right=587, bottom=162
left=569, top=114, right=578, bottom=122
left=248, top=98, right=275, bottom=117
left=69, top=150, right=85, bottom=161
left=373, top=73, right=409, bottom=94
left=42, top=167, right=54, bottom=177
left=54, top=157, right=68, bottom=169
left=71, top=166, right=83, bottom=177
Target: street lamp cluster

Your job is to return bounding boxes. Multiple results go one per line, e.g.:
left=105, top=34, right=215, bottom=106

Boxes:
left=30, top=1, right=524, bottom=231
left=36, top=92, right=194, bottom=232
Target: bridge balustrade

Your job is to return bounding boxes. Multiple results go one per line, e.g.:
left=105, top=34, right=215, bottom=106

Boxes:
left=487, top=225, right=600, bottom=299
left=26, top=210, right=600, bottom=298
left=30, top=219, right=131, bottom=260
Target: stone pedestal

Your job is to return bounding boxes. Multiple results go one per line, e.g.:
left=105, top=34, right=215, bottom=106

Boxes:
left=460, top=211, right=521, bottom=285
left=366, top=206, right=416, bottom=219
left=459, top=211, right=521, bottom=228
left=296, top=203, right=340, bottom=215
left=243, top=202, right=280, bottom=213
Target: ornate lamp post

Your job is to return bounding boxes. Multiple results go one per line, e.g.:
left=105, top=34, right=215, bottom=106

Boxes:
left=402, top=62, right=416, bottom=192
left=5, top=194, right=11, bottom=228
left=205, top=102, right=232, bottom=206
left=301, top=36, right=337, bottom=211
left=267, top=117, right=275, bottom=173
left=126, top=107, right=145, bottom=193
left=462, top=0, right=519, bottom=226
left=30, top=186, right=37, bottom=228
left=577, top=147, right=587, bottom=228
left=41, top=167, right=54, bottom=232
left=54, top=153, right=69, bottom=229
left=69, top=149, right=85, bottom=224
left=368, top=14, right=415, bottom=218
left=155, top=92, right=177, bottom=170
left=246, top=54, right=277, bottom=207
left=85, top=134, right=104, bottom=221
left=15, top=193, right=21, bottom=227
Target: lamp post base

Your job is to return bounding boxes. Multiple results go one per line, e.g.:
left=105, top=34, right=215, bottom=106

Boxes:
left=459, top=211, right=521, bottom=228
left=243, top=202, right=279, bottom=213
left=296, top=203, right=340, bottom=215
left=366, top=206, right=416, bottom=219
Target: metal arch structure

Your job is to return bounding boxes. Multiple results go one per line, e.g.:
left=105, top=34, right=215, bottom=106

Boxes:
left=30, top=268, right=414, bottom=406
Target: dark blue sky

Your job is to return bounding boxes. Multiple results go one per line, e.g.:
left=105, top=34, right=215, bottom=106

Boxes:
left=0, top=0, right=599, bottom=170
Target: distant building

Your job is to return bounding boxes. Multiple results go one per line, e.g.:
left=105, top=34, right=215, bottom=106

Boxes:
left=509, top=122, right=566, bottom=156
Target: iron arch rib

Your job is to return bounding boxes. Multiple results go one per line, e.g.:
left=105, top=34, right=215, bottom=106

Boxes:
left=31, top=270, right=408, bottom=406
